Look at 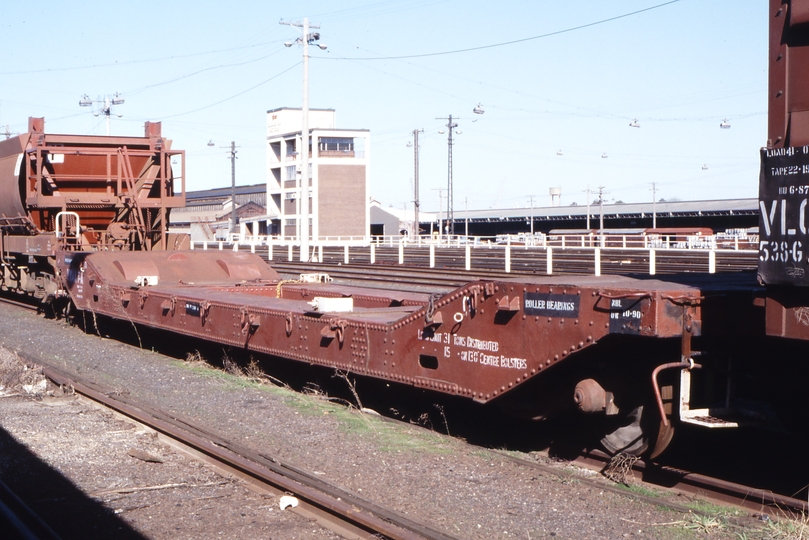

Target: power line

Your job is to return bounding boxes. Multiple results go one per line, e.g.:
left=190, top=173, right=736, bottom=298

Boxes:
left=158, top=63, right=300, bottom=120
left=0, top=39, right=286, bottom=76
left=303, top=0, right=450, bottom=23
left=318, top=0, right=682, bottom=61
left=123, top=50, right=286, bottom=96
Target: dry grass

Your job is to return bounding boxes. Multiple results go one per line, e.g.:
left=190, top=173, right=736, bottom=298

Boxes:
left=331, top=369, right=363, bottom=410
left=184, top=350, right=208, bottom=368
left=0, top=347, right=50, bottom=396
left=760, top=509, right=809, bottom=539
left=434, top=404, right=450, bottom=436
left=184, top=350, right=287, bottom=389
left=244, top=358, right=286, bottom=387
left=221, top=351, right=242, bottom=377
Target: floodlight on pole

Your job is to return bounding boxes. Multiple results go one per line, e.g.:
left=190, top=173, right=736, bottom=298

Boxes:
left=597, top=186, right=608, bottom=243
left=436, top=115, right=459, bottom=237
left=220, top=142, right=240, bottom=235
left=78, top=93, right=125, bottom=135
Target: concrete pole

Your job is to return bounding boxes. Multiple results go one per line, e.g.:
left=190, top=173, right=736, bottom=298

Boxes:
left=230, top=141, right=237, bottom=235
left=585, top=185, right=591, bottom=230
left=465, top=197, right=469, bottom=238
left=413, top=129, right=421, bottom=237
left=300, top=18, right=310, bottom=262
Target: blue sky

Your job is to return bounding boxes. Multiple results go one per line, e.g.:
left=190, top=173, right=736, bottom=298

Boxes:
left=0, top=1, right=767, bottom=212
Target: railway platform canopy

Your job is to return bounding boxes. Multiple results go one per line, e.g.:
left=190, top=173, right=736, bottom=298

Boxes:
left=417, top=198, right=759, bottom=238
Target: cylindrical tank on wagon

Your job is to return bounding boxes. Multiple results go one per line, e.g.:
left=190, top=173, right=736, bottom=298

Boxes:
left=0, top=129, right=31, bottom=226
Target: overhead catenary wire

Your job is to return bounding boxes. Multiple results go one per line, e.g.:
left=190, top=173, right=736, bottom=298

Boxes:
left=316, top=0, right=683, bottom=61
left=157, top=63, right=301, bottom=120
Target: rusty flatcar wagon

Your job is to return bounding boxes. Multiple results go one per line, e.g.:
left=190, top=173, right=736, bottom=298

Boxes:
left=5, top=1, right=809, bottom=463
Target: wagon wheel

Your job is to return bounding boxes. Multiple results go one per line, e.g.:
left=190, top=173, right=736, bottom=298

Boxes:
left=600, top=404, right=674, bottom=458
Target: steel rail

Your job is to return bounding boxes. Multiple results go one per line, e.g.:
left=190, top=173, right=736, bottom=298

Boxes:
left=266, top=247, right=756, bottom=277
left=493, top=447, right=808, bottom=521
left=0, top=294, right=41, bottom=312
left=268, top=259, right=757, bottom=291
left=39, top=364, right=458, bottom=540
left=569, top=449, right=809, bottom=517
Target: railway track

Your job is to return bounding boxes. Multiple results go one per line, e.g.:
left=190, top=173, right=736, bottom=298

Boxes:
left=39, top=363, right=457, bottom=540
left=570, top=450, right=808, bottom=517
left=495, top=449, right=809, bottom=522
left=34, top=335, right=809, bottom=524
left=264, top=255, right=758, bottom=293
left=258, top=245, right=756, bottom=283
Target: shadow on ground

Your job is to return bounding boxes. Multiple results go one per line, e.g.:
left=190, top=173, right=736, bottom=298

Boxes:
left=0, top=424, right=146, bottom=540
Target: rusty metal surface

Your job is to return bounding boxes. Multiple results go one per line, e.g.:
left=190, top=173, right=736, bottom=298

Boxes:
left=54, top=250, right=725, bottom=405
left=761, top=1, right=809, bottom=338
left=69, top=250, right=281, bottom=287
left=768, top=0, right=809, bottom=149
left=0, top=117, right=185, bottom=252
left=763, top=286, right=809, bottom=338
left=573, top=378, right=608, bottom=413
left=2, top=234, right=56, bottom=257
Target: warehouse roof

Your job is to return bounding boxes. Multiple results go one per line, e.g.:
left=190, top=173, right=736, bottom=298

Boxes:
left=421, top=198, right=758, bottom=223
